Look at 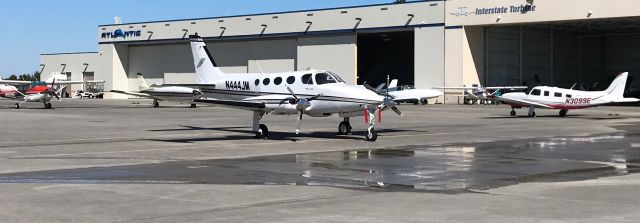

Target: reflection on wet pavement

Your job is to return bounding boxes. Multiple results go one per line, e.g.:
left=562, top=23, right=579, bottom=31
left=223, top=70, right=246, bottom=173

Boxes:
left=1, top=134, right=639, bottom=192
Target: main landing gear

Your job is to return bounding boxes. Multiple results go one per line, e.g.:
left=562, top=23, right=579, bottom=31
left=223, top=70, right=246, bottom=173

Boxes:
left=190, top=103, right=197, bottom=108
left=153, top=99, right=160, bottom=108
left=44, top=102, right=52, bottom=109
left=510, top=109, right=516, bottom=116
left=253, top=111, right=269, bottom=139
left=338, top=118, right=352, bottom=135
left=559, top=109, right=568, bottom=117
left=527, top=107, right=536, bottom=117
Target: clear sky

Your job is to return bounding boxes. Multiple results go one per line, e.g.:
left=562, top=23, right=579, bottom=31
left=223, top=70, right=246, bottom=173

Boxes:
left=0, top=0, right=402, bottom=78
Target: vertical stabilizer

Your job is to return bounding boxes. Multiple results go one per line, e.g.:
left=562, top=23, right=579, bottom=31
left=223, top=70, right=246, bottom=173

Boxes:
left=389, top=79, right=398, bottom=89
left=189, top=34, right=225, bottom=84
left=603, top=72, right=629, bottom=99
left=137, top=73, right=150, bottom=91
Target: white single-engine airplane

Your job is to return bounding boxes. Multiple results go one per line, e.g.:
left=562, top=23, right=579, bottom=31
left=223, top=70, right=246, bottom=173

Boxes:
left=437, top=84, right=527, bottom=104
left=110, top=74, right=206, bottom=108
left=366, top=79, right=443, bottom=105
left=496, top=72, right=639, bottom=117
left=188, top=34, right=401, bottom=141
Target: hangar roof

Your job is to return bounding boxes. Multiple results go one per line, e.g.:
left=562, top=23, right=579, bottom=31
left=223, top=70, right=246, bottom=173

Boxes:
left=98, top=0, right=444, bottom=45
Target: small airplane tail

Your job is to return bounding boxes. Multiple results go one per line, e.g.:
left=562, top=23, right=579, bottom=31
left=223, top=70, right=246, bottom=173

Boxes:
left=599, top=72, right=639, bottom=103
left=602, top=72, right=629, bottom=99
left=389, top=79, right=398, bottom=89
left=189, top=34, right=226, bottom=84
left=137, top=74, right=150, bottom=91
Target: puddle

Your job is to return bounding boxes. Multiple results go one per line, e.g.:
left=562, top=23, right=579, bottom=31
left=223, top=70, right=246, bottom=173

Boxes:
left=1, top=133, right=639, bottom=193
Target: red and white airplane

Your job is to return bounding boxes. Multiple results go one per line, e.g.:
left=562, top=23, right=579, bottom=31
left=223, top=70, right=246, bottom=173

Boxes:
left=0, top=77, right=21, bottom=98
left=496, top=72, right=639, bottom=117
left=0, top=79, right=64, bottom=109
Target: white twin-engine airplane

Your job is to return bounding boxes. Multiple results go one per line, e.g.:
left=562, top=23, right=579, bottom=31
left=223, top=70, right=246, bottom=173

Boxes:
left=188, top=34, right=401, bottom=141
left=110, top=74, right=205, bottom=108
left=497, top=72, right=639, bottom=117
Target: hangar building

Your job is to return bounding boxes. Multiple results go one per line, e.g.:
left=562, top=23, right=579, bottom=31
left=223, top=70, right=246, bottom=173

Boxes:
left=41, top=0, right=640, bottom=102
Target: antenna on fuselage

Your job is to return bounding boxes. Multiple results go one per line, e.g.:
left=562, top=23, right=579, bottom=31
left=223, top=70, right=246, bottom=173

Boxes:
left=570, top=83, right=577, bottom=90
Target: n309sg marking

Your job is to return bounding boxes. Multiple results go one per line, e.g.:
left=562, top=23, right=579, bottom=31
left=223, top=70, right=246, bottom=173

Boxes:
left=226, top=81, right=250, bottom=91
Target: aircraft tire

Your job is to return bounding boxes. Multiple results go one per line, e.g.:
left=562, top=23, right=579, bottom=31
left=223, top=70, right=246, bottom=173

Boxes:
left=365, top=128, right=378, bottom=142
left=420, top=99, right=428, bottom=105
left=528, top=111, right=536, bottom=117
left=255, top=124, right=269, bottom=139
left=510, top=110, right=516, bottom=116
left=190, top=103, right=197, bottom=108
left=15, top=103, right=20, bottom=109
left=338, top=121, right=352, bottom=135
left=45, top=103, right=52, bottom=109
left=559, top=109, right=568, bottom=117
left=153, top=101, right=160, bottom=108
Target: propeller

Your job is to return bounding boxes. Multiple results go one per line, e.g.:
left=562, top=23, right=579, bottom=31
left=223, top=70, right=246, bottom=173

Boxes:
left=47, top=78, right=60, bottom=100
left=374, top=75, right=403, bottom=123
left=281, top=86, right=322, bottom=134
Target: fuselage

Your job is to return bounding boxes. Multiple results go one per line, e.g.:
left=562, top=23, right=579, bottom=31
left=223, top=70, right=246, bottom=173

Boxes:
left=201, top=70, right=384, bottom=116
left=0, top=85, right=19, bottom=98
left=502, top=86, right=609, bottom=110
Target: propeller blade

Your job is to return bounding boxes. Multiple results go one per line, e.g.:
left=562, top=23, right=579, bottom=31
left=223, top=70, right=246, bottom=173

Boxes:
left=308, top=93, right=323, bottom=101
left=285, top=86, right=298, bottom=100
left=295, top=111, right=303, bottom=135
left=362, top=83, right=378, bottom=92
left=391, top=106, right=403, bottom=116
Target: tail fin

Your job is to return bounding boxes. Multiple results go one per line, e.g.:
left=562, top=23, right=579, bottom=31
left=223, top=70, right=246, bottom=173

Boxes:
left=189, top=34, right=225, bottom=84
left=137, top=73, right=150, bottom=91
left=389, top=79, right=398, bottom=89
left=602, top=72, right=629, bottom=99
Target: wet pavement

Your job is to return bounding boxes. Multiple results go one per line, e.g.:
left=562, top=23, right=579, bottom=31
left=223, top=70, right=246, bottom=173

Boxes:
left=1, top=133, right=639, bottom=193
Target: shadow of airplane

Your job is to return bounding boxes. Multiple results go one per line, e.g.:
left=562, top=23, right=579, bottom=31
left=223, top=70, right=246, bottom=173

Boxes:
left=147, top=125, right=418, bottom=143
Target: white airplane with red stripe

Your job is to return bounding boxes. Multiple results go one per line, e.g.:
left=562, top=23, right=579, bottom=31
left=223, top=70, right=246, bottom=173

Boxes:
left=497, top=72, right=639, bottom=117
left=0, top=77, right=20, bottom=98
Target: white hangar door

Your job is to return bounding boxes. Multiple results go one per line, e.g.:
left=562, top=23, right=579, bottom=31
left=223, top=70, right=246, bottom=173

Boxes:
left=164, top=73, right=196, bottom=84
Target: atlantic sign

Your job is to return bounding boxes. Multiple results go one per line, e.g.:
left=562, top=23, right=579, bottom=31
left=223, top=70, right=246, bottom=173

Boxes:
left=101, top=29, right=142, bottom=39
left=450, top=4, right=536, bottom=17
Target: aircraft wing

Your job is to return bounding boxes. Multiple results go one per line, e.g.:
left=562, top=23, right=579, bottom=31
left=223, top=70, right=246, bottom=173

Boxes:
left=193, top=98, right=266, bottom=111
left=0, top=80, right=31, bottom=85
left=495, top=96, right=554, bottom=109
left=109, top=90, right=159, bottom=100
left=434, top=87, right=476, bottom=90
left=484, top=86, right=528, bottom=90
left=150, top=84, right=216, bottom=89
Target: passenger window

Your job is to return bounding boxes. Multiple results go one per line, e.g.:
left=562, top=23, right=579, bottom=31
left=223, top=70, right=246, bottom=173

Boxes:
left=254, top=79, right=259, bottom=86
left=566, top=94, right=572, bottom=98
left=554, top=92, right=562, bottom=97
left=301, top=74, right=313, bottom=85
left=531, top=89, right=541, bottom=96
left=544, top=91, right=549, bottom=96
left=263, top=78, right=270, bottom=85
left=315, top=73, right=337, bottom=85
left=286, top=76, right=295, bottom=84
left=274, top=77, right=282, bottom=85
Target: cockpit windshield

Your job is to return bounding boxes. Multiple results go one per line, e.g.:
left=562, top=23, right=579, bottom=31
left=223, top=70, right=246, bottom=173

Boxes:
left=327, top=71, right=345, bottom=83
left=315, top=72, right=341, bottom=85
